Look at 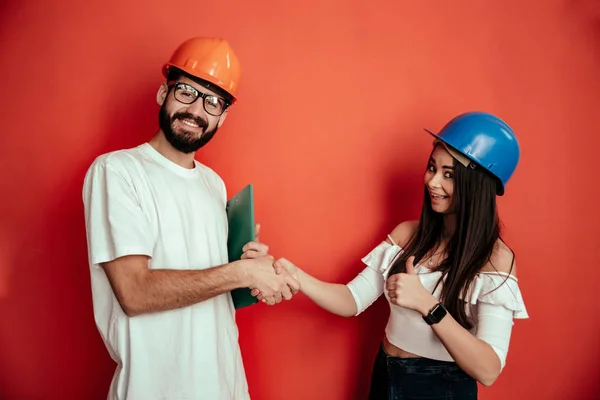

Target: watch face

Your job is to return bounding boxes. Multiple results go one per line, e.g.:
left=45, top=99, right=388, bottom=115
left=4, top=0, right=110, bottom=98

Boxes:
left=422, top=302, right=447, bottom=325
left=431, top=303, right=447, bottom=321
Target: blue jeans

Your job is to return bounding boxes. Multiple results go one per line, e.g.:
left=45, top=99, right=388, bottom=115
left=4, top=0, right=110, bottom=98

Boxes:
left=368, top=343, right=478, bottom=400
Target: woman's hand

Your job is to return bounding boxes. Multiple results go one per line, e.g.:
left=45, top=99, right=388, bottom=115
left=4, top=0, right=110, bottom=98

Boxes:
left=241, top=230, right=300, bottom=304
left=272, top=258, right=299, bottom=281
left=385, top=256, right=438, bottom=316
left=250, top=258, right=301, bottom=300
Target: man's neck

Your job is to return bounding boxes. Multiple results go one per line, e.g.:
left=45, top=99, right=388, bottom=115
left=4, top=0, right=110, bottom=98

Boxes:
left=148, top=132, right=196, bottom=169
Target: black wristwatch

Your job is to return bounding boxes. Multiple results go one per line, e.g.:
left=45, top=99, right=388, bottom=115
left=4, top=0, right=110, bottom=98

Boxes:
left=422, top=302, right=447, bottom=325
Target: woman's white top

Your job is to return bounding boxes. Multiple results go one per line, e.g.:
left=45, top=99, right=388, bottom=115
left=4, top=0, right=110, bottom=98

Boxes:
left=346, top=235, right=528, bottom=369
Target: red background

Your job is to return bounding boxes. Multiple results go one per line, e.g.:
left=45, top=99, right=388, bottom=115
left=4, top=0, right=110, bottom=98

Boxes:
left=1, top=0, right=599, bottom=399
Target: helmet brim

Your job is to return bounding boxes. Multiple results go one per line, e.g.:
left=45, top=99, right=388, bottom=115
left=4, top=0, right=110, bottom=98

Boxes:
left=423, top=128, right=505, bottom=196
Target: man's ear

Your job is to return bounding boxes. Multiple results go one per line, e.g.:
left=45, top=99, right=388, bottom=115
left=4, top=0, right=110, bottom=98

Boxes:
left=156, top=82, right=169, bottom=106
left=217, top=109, right=229, bottom=128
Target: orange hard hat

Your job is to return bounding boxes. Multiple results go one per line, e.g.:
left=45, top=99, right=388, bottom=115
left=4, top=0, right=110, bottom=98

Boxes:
left=162, top=37, right=241, bottom=103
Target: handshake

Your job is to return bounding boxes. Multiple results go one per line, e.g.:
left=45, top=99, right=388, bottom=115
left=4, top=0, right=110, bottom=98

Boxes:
left=239, top=239, right=301, bottom=306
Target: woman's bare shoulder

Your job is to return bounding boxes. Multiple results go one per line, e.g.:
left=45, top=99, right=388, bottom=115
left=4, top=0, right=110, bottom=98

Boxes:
left=388, top=220, right=419, bottom=248
left=481, top=239, right=517, bottom=276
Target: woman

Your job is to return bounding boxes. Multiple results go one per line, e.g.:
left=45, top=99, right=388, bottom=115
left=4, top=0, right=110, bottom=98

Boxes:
left=243, top=111, right=528, bottom=399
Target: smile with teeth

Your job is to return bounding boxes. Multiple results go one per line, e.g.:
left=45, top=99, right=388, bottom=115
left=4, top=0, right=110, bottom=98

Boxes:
left=180, top=118, right=201, bottom=128
left=431, top=193, right=448, bottom=200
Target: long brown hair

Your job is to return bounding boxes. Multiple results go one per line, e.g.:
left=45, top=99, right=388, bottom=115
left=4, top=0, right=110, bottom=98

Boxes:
left=387, top=145, right=514, bottom=329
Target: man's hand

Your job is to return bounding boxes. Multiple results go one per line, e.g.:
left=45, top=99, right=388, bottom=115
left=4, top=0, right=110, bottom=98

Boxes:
left=241, top=223, right=272, bottom=260
left=242, top=256, right=299, bottom=305
left=240, top=224, right=300, bottom=305
left=241, top=240, right=271, bottom=260
left=248, top=257, right=301, bottom=303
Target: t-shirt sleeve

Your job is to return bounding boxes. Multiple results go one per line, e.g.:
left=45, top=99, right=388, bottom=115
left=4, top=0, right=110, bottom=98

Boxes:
left=82, top=156, right=154, bottom=266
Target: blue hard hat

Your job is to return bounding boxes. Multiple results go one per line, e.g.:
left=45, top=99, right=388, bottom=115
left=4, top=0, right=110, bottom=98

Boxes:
left=424, top=111, right=520, bottom=196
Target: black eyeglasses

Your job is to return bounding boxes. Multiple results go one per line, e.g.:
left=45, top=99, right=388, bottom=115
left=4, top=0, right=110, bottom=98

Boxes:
left=168, top=82, right=230, bottom=116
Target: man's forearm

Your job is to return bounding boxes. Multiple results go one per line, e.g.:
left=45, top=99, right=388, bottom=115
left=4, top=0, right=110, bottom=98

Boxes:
left=112, top=260, right=248, bottom=316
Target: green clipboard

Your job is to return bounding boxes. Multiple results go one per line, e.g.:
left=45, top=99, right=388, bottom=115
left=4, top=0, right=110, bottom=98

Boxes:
left=226, top=184, right=259, bottom=309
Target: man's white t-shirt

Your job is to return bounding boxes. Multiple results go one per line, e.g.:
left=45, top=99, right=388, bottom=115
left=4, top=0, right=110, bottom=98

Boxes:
left=82, top=142, right=249, bottom=400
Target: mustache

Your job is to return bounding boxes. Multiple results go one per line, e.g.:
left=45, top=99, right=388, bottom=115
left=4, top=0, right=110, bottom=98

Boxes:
left=173, top=112, right=208, bottom=129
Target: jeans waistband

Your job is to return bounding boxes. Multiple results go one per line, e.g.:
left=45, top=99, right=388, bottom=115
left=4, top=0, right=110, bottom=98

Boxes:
left=377, top=342, right=461, bottom=373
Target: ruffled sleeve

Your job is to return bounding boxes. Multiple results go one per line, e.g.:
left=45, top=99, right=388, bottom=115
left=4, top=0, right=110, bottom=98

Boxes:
left=361, top=237, right=403, bottom=278
left=463, top=273, right=529, bottom=319
left=346, top=238, right=403, bottom=315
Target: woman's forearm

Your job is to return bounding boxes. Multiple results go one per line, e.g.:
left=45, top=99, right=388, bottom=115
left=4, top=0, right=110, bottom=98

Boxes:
left=297, top=269, right=357, bottom=317
left=418, top=299, right=501, bottom=386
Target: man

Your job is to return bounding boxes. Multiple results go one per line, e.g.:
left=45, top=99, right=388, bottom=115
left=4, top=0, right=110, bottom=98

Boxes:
left=82, top=37, right=299, bottom=400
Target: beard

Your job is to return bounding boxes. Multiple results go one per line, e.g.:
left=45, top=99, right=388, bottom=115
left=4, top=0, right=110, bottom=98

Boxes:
left=158, top=104, right=218, bottom=154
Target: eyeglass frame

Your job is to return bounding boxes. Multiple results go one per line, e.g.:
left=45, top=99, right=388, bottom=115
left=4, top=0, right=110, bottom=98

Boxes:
left=166, top=81, right=231, bottom=116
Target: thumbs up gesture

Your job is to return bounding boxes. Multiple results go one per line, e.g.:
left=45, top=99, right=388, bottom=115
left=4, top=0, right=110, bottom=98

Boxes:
left=386, top=256, right=437, bottom=315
